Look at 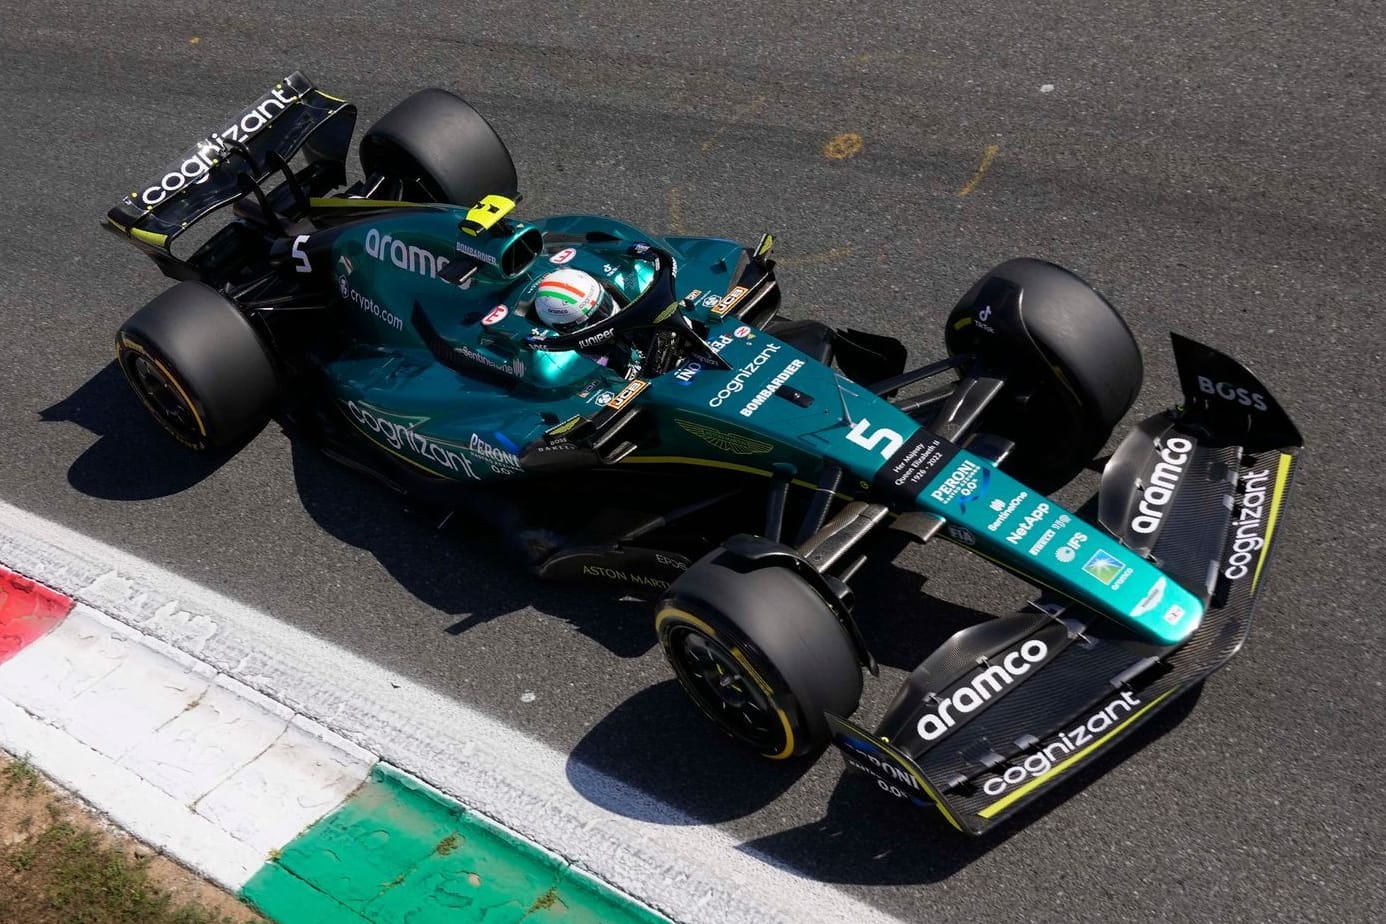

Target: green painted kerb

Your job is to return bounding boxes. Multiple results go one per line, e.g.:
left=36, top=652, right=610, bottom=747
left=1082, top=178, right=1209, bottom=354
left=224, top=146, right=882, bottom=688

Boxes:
left=242, top=764, right=670, bottom=924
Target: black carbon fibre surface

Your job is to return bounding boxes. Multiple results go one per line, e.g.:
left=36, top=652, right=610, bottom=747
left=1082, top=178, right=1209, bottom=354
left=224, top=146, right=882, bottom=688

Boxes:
left=881, top=613, right=1053, bottom=713
left=911, top=622, right=1158, bottom=787
left=877, top=617, right=1079, bottom=751
left=1184, top=449, right=1300, bottom=668
left=1100, top=413, right=1242, bottom=599
left=1147, top=439, right=1239, bottom=600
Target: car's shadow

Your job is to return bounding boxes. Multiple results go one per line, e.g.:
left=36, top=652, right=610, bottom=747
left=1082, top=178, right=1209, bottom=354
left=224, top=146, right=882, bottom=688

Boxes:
left=564, top=552, right=1029, bottom=835
left=40, top=362, right=239, bottom=500
left=285, top=438, right=664, bottom=659
left=565, top=679, right=818, bottom=822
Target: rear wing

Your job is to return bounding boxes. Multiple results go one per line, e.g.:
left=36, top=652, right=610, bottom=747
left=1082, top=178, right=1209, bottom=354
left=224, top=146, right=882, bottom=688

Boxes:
left=102, top=72, right=356, bottom=277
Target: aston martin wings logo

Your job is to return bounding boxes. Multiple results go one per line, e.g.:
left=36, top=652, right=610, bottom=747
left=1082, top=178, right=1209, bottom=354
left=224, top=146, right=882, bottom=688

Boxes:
left=676, top=419, right=774, bottom=455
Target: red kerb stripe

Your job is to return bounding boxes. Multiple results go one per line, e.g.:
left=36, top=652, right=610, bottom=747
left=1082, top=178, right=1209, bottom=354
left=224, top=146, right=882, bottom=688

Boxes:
left=0, top=566, right=74, bottom=664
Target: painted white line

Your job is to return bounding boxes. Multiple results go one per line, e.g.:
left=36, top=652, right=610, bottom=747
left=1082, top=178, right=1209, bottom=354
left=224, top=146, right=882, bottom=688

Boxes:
left=0, top=500, right=904, bottom=924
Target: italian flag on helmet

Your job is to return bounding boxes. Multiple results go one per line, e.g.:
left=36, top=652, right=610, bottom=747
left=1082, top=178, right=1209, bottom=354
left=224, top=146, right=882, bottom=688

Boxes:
left=535, top=269, right=605, bottom=330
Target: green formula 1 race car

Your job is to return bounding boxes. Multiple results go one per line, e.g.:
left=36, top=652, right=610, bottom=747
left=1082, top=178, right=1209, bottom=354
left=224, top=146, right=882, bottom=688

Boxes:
left=104, top=73, right=1303, bottom=835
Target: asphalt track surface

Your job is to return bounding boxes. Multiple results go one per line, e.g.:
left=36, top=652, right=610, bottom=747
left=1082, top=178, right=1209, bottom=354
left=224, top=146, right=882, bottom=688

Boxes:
left=2, top=3, right=1383, bottom=920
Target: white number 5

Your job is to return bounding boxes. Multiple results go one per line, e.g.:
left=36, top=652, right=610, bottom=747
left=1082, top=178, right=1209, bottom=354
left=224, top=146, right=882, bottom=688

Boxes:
left=291, top=234, right=312, bottom=273
left=847, top=419, right=905, bottom=459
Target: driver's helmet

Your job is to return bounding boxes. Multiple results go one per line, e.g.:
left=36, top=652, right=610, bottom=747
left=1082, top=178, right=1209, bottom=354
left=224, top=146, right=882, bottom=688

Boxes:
left=534, top=269, right=617, bottom=332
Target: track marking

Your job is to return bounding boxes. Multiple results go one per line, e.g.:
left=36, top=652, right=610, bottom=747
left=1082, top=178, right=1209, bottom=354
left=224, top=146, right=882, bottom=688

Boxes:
left=666, top=185, right=688, bottom=236
left=958, top=144, right=1000, bottom=197
left=677, top=98, right=862, bottom=282
left=700, top=94, right=769, bottom=153
left=823, top=133, right=864, bottom=160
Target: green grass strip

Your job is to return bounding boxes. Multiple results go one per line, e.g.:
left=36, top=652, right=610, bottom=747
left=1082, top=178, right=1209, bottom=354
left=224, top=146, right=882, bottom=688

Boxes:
left=241, top=764, right=668, bottom=924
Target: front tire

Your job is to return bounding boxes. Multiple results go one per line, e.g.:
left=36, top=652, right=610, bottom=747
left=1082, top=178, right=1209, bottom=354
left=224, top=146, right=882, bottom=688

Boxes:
left=945, top=258, right=1144, bottom=491
left=115, top=282, right=276, bottom=451
left=656, top=553, right=863, bottom=759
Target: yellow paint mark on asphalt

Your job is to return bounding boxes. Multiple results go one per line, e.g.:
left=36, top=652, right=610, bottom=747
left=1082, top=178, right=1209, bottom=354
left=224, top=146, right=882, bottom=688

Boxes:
left=701, top=94, right=769, bottom=153
left=189, top=36, right=200, bottom=44
left=823, top=133, right=864, bottom=160
left=958, top=144, right=1000, bottom=197
left=775, top=245, right=857, bottom=268
left=666, top=185, right=688, bottom=235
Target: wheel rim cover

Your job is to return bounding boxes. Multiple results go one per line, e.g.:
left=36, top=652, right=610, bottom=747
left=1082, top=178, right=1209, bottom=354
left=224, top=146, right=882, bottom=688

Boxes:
left=130, top=355, right=198, bottom=439
left=671, top=628, right=784, bottom=751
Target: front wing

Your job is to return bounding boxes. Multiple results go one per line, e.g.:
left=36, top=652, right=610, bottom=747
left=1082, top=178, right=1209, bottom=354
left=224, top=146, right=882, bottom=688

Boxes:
left=829, top=335, right=1303, bottom=834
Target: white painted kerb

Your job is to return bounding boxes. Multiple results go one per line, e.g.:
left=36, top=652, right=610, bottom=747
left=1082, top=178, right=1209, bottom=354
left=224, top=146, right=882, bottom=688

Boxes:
left=0, top=604, right=372, bottom=889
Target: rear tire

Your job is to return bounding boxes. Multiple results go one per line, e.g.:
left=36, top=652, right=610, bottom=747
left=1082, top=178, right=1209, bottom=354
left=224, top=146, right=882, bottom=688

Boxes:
left=115, top=282, right=276, bottom=451
left=656, top=553, right=863, bottom=759
left=360, top=88, right=518, bottom=206
left=945, top=258, right=1143, bottom=491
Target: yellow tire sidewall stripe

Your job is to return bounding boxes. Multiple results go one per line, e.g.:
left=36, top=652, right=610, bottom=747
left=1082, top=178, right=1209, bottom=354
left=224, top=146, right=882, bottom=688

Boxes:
left=116, top=336, right=208, bottom=439
left=656, top=605, right=797, bottom=759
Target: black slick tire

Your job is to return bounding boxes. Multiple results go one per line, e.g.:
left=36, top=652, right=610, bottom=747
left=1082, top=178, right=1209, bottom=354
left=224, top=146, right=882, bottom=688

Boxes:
left=115, top=281, right=276, bottom=451
left=656, top=555, right=863, bottom=759
left=360, top=88, right=518, bottom=206
left=945, top=258, right=1144, bottom=491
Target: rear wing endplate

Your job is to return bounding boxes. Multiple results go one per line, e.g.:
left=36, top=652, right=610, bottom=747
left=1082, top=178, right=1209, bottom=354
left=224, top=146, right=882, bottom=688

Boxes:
left=103, top=72, right=355, bottom=272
